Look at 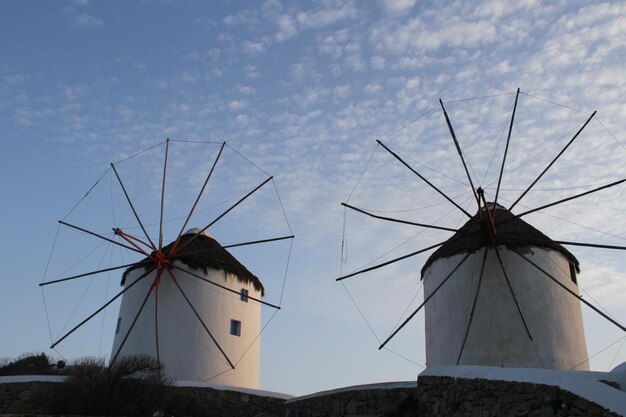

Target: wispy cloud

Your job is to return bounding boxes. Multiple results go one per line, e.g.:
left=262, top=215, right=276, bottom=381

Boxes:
left=63, top=6, right=104, bottom=29
left=275, top=15, right=298, bottom=42
left=296, top=1, right=357, bottom=29
left=382, top=0, right=416, bottom=14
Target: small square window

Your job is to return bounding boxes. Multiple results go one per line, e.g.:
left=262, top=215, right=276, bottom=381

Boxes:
left=230, top=319, right=241, bottom=337
left=240, top=288, right=249, bottom=302
left=115, top=317, right=122, bottom=335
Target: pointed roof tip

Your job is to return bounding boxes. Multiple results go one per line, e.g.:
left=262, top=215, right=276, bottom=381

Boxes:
left=421, top=205, right=579, bottom=278
left=183, top=227, right=213, bottom=239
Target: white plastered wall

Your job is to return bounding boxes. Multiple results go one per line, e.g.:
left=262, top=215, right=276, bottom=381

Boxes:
left=110, top=261, right=262, bottom=388
left=423, top=246, right=589, bottom=370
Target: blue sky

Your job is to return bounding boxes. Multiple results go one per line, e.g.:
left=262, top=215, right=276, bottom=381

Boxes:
left=2, top=0, right=626, bottom=396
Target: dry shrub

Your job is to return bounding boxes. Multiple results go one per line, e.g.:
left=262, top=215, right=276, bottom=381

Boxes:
left=52, top=355, right=169, bottom=416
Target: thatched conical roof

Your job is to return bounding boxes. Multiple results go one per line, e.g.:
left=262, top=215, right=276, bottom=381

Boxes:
left=421, top=205, right=579, bottom=278
left=122, top=230, right=264, bottom=295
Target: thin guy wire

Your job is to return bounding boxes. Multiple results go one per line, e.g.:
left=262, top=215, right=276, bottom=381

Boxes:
left=41, top=286, right=55, bottom=346
left=113, top=140, right=166, bottom=164
left=521, top=92, right=589, bottom=115
left=442, top=91, right=514, bottom=104
left=272, top=179, right=294, bottom=235
left=496, top=195, right=626, bottom=242
left=47, top=239, right=108, bottom=281
left=347, top=199, right=467, bottom=274
left=390, top=280, right=424, bottom=335
left=569, top=335, right=626, bottom=371
left=396, top=149, right=468, bottom=186
left=278, top=238, right=293, bottom=306
left=542, top=253, right=619, bottom=321
left=120, top=141, right=223, bottom=231
left=340, top=281, right=382, bottom=344
left=610, top=337, right=626, bottom=368
left=42, top=224, right=61, bottom=284
left=378, top=105, right=439, bottom=144
left=346, top=142, right=379, bottom=203
left=481, top=118, right=509, bottom=184
left=595, top=117, right=626, bottom=152
left=225, top=143, right=271, bottom=177
left=383, top=348, right=425, bottom=368
left=57, top=243, right=112, bottom=338
left=62, top=168, right=111, bottom=221
left=98, top=246, right=114, bottom=357
left=203, top=367, right=234, bottom=383
left=234, top=309, right=280, bottom=367
left=483, top=124, right=580, bottom=191
left=488, top=180, right=625, bottom=192
left=354, top=191, right=469, bottom=214
left=170, top=139, right=223, bottom=145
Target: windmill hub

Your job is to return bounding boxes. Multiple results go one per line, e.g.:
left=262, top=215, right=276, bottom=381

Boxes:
left=113, top=227, right=173, bottom=287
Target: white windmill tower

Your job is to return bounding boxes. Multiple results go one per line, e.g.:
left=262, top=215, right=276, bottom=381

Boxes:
left=338, top=88, right=626, bottom=371
left=421, top=202, right=589, bottom=369
left=41, top=140, right=293, bottom=389
left=111, top=228, right=265, bottom=387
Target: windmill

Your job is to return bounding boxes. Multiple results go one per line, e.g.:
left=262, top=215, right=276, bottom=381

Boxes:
left=338, top=88, right=626, bottom=370
left=40, top=139, right=293, bottom=388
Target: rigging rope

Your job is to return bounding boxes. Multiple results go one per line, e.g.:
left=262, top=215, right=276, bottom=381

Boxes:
left=340, top=281, right=381, bottom=344
left=346, top=142, right=379, bottom=203
left=62, top=168, right=111, bottom=221
left=98, top=247, right=114, bottom=357
left=481, top=118, right=509, bottom=185
left=377, top=105, right=439, bottom=144
left=170, top=139, right=223, bottom=145
left=596, top=118, right=626, bottom=152
left=610, top=337, right=626, bottom=368
left=569, top=334, right=626, bottom=371
left=521, top=92, right=589, bottom=115
left=485, top=124, right=581, bottom=190
left=272, top=179, right=294, bottom=235
left=489, top=180, right=626, bottom=192
left=57, top=243, right=112, bottom=339
left=113, top=140, right=166, bottom=164
left=225, top=143, right=272, bottom=177
left=395, top=148, right=468, bottom=186
left=383, top=348, right=425, bottom=368
left=542, top=251, right=620, bottom=321
left=442, top=91, right=514, bottom=104
left=278, top=238, right=293, bottom=307
left=497, top=195, right=626, bottom=242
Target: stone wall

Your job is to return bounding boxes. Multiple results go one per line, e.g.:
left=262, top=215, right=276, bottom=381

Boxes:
left=284, top=373, right=624, bottom=417
left=167, top=385, right=286, bottom=417
left=284, top=383, right=417, bottom=417
left=417, top=375, right=621, bottom=417
left=0, top=381, right=57, bottom=415
left=0, top=381, right=286, bottom=417
left=2, top=373, right=624, bottom=416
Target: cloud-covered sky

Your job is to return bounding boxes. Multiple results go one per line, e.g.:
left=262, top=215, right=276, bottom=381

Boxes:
left=1, top=0, right=626, bottom=396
